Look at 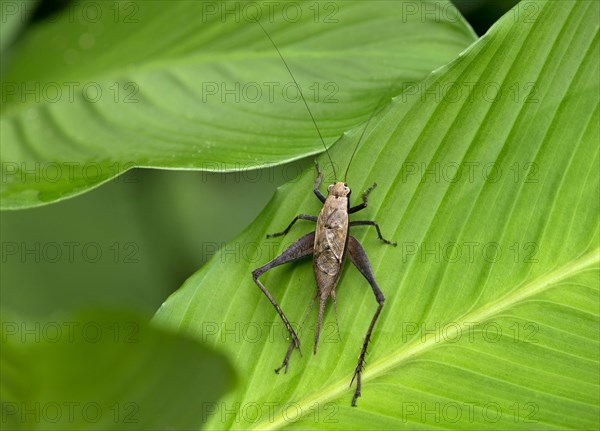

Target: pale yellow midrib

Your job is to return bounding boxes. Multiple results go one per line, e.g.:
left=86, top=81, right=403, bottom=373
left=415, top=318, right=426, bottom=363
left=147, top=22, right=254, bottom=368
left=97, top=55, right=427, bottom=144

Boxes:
left=249, top=248, right=600, bottom=431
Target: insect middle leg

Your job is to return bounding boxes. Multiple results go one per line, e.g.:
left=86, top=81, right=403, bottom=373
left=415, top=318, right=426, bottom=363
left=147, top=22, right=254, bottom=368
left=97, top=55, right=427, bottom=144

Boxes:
left=349, top=220, right=397, bottom=246
left=252, top=231, right=315, bottom=373
left=267, top=215, right=317, bottom=238
left=347, top=235, right=385, bottom=406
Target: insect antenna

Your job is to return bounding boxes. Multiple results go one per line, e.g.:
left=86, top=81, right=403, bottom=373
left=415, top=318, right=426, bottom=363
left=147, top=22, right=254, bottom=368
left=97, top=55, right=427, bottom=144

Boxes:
left=253, top=18, right=338, bottom=180
left=343, top=82, right=398, bottom=182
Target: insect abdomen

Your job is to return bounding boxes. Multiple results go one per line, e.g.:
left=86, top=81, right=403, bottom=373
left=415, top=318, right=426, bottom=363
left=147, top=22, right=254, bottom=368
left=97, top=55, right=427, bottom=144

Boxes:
left=313, top=196, right=349, bottom=295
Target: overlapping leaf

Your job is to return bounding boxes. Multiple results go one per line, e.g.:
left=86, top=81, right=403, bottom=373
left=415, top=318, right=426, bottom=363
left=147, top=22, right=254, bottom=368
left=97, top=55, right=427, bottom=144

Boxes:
left=0, top=309, right=234, bottom=430
left=0, top=0, right=476, bottom=209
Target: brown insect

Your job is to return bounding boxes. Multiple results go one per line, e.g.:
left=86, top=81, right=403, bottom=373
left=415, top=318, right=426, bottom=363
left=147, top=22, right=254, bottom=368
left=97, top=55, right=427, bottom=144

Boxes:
left=251, top=19, right=396, bottom=406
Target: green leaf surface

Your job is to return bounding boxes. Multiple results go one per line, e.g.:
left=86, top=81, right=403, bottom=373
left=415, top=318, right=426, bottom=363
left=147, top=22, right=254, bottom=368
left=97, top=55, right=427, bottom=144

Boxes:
left=1, top=309, right=235, bottom=430
left=154, top=1, right=600, bottom=429
left=0, top=0, right=475, bottom=210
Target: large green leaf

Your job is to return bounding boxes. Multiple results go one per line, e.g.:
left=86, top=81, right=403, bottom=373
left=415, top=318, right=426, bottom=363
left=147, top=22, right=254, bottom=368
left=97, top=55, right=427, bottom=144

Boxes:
left=0, top=0, right=475, bottom=209
left=154, top=1, right=600, bottom=429
left=1, top=309, right=234, bottom=430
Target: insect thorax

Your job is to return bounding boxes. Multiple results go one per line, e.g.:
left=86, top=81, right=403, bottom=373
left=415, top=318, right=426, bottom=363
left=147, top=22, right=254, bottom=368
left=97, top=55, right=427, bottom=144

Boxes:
left=327, top=182, right=351, bottom=198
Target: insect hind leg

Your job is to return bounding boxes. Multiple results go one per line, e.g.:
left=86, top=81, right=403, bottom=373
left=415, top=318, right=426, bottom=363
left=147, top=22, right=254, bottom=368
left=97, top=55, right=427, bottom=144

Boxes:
left=276, top=291, right=318, bottom=373
left=346, top=236, right=386, bottom=406
left=252, top=231, right=315, bottom=373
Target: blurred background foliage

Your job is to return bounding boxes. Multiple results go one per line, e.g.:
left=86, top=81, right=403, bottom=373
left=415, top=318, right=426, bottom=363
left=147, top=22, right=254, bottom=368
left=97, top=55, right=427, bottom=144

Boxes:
left=1, top=0, right=519, bottom=321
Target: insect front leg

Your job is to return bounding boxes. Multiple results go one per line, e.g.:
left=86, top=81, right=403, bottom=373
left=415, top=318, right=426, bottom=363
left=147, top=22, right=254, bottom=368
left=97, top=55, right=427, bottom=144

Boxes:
left=347, top=236, right=385, bottom=407
left=349, top=183, right=377, bottom=213
left=349, top=220, right=397, bottom=246
left=252, top=231, right=315, bottom=373
left=267, top=215, right=317, bottom=238
left=313, top=161, right=326, bottom=203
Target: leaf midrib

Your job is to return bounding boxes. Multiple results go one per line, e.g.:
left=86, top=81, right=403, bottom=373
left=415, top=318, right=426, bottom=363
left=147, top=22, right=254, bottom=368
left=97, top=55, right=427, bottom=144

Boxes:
left=249, top=248, right=600, bottom=430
